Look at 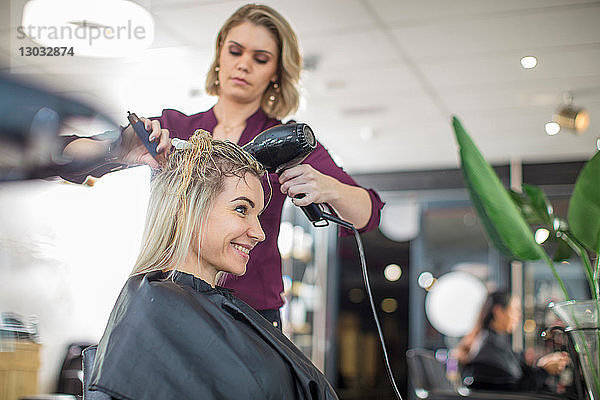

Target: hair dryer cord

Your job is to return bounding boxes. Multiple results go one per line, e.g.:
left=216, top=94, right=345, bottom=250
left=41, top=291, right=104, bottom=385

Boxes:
left=321, top=214, right=403, bottom=400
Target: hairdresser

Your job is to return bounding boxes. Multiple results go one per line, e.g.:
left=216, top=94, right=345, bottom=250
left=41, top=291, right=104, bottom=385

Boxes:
left=64, top=4, right=384, bottom=328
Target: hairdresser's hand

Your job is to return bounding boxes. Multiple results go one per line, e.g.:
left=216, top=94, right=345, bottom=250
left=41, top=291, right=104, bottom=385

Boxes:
left=537, top=351, right=570, bottom=375
left=279, top=164, right=339, bottom=206
left=120, top=117, right=171, bottom=168
left=280, top=164, right=373, bottom=229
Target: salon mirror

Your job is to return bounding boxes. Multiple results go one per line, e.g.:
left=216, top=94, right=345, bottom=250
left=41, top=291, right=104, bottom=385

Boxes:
left=0, top=73, right=120, bottom=181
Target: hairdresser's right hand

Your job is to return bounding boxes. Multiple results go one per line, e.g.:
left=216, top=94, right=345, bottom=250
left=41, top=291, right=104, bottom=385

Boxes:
left=120, top=117, right=170, bottom=168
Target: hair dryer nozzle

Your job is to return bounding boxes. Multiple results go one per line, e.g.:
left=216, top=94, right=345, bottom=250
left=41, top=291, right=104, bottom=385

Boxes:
left=242, top=123, right=316, bottom=174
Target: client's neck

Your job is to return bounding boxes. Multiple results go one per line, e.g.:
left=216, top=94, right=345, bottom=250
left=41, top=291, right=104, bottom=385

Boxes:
left=178, top=254, right=217, bottom=287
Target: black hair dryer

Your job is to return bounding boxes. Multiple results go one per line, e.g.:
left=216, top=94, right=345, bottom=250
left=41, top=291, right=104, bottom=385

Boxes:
left=242, top=123, right=337, bottom=227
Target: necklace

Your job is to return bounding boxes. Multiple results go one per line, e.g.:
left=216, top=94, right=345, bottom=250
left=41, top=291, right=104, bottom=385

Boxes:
left=220, top=123, right=245, bottom=133
left=213, top=121, right=246, bottom=142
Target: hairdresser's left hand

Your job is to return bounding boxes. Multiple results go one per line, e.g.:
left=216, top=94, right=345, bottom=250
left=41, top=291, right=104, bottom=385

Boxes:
left=279, top=164, right=340, bottom=206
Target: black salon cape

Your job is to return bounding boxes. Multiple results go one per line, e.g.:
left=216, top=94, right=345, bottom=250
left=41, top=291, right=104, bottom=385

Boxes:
left=90, top=271, right=338, bottom=400
left=462, top=329, right=548, bottom=392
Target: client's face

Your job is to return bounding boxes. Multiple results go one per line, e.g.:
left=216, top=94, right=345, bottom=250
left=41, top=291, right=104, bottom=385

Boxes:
left=199, top=173, right=266, bottom=277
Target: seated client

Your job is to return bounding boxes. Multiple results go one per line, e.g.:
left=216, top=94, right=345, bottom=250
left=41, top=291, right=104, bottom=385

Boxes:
left=455, top=289, right=569, bottom=392
left=89, top=130, right=338, bottom=399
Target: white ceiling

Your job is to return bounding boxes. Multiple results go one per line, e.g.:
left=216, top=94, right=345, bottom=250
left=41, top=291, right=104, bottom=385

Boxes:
left=1, top=0, right=599, bottom=173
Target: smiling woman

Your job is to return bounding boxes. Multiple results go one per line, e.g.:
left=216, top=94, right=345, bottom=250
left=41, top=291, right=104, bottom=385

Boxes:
left=88, top=130, right=339, bottom=399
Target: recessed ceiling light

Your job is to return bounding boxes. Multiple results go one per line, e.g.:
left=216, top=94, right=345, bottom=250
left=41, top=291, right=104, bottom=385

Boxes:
left=418, top=271, right=435, bottom=290
left=545, top=122, right=560, bottom=136
left=520, top=56, right=538, bottom=69
left=359, top=126, right=374, bottom=141
left=381, top=298, right=398, bottom=313
left=348, top=288, right=364, bottom=303
left=383, top=264, right=402, bottom=281
left=21, top=0, right=154, bottom=57
left=535, top=228, right=550, bottom=244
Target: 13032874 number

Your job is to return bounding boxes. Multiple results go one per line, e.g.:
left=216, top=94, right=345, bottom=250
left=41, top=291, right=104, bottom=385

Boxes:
left=19, top=47, right=74, bottom=56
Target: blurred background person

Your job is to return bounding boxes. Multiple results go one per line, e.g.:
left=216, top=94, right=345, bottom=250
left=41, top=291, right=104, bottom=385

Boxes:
left=455, top=289, right=570, bottom=392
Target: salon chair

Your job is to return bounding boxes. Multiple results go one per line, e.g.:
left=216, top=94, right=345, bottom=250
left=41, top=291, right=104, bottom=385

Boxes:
left=56, top=342, right=94, bottom=397
left=406, top=348, right=569, bottom=400
left=81, top=345, right=110, bottom=400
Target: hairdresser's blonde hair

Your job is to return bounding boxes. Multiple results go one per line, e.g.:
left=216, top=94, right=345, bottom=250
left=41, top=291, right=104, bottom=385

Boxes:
left=132, top=130, right=265, bottom=276
left=205, top=4, right=302, bottom=120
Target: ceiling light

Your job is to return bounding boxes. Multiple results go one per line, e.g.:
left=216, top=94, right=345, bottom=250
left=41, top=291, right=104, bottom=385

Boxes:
left=418, top=271, right=435, bottom=290
left=348, top=288, right=364, bottom=303
left=523, top=319, right=537, bottom=333
left=384, top=264, right=402, bottom=282
left=21, top=0, right=154, bottom=57
left=424, top=271, right=487, bottom=337
left=554, top=105, right=590, bottom=134
left=553, top=93, right=590, bottom=134
left=520, top=56, right=537, bottom=69
left=545, top=122, right=560, bottom=136
left=359, top=126, right=374, bottom=141
left=535, top=228, right=550, bottom=244
left=381, top=298, right=398, bottom=313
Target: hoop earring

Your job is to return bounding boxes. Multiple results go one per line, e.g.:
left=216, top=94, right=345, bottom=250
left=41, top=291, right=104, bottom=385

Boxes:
left=268, top=82, right=280, bottom=106
left=214, top=65, right=220, bottom=86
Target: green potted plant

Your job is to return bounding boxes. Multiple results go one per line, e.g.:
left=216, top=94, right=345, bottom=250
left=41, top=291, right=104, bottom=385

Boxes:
left=452, top=116, right=600, bottom=399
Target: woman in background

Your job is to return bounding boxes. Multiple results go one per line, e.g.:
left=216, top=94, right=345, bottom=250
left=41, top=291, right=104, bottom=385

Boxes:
left=455, top=289, right=569, bottom=392
left=89, top=131, right=338, bottom=399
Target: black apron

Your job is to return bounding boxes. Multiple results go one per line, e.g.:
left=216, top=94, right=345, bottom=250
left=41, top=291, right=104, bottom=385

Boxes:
left=90, top=271, right=338, bottom=400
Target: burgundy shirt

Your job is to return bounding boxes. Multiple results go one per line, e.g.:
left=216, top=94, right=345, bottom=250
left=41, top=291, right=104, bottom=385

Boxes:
left=152, top=107, right=384, bottom=310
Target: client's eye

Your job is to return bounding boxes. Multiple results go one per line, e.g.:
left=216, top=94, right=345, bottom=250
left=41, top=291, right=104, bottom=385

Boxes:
left=235, top=205, right=248, bottom=215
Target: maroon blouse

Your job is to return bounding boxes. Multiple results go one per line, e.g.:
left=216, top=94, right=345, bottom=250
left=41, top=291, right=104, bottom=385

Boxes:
left=152, top=107, right=384, bottom=310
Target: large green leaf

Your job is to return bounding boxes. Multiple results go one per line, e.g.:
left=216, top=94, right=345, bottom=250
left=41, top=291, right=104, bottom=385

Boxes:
left=553, top=236, right=573, bottom=262
left=510, top=188, right=547, bottom=225
left=522, top=183, right=554, bottom=227
left=452, top=116, right=544, bottom=261
left=568, top=151, right=600, bottom=253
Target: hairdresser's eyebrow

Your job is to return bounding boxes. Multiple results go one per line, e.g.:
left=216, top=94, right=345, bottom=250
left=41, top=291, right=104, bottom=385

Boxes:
left=228, top=40, right=274, bottom=56
left=232, top=196, right=255, bottom=209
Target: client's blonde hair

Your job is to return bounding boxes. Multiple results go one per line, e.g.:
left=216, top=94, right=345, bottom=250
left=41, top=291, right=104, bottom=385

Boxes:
left=132, top=130, right=265, bottom=276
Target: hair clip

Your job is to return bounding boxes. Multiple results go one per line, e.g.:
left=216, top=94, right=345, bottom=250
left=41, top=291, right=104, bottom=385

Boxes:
left=171, top=138, right=191, bottom=150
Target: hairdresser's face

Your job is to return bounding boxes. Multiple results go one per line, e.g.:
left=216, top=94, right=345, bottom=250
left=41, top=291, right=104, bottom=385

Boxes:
left=493, top=297, right=522, bottom=333
left=199, top=174, right=265, bottom=278
left=217, top=22, right=279, bottom=105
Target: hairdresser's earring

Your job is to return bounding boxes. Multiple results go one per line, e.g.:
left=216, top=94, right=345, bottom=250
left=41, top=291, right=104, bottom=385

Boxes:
left=215, top=65, right=220, bottom=86
left=268, top=82, right=280, bottom=106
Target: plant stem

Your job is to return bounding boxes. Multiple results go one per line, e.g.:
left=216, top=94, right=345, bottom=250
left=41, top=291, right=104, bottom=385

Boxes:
left=595, top=255, right=600, bottom=299
left=541, top=251, right=570, bottom=301
left=561, top=233, right=596, bottom=300
left=553, top=246, right=600, bottom=396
